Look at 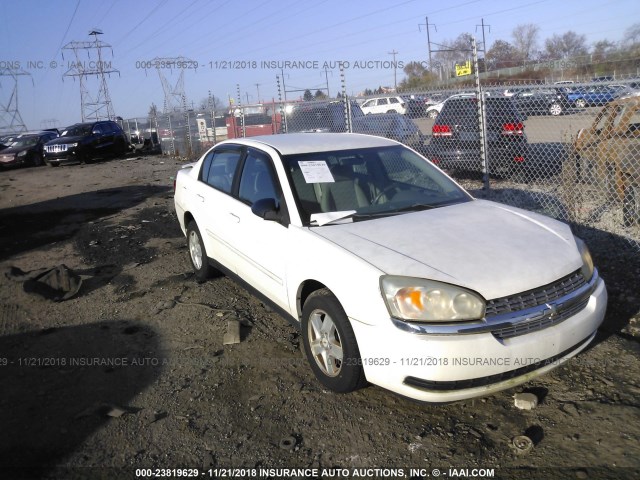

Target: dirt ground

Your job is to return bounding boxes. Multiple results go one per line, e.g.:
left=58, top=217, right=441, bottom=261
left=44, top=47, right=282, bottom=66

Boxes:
left=1, top=154, right=639, bottom=480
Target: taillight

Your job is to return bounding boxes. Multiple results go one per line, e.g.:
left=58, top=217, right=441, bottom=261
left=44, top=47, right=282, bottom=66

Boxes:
left=502, top=122, right=524, bottom=135
left=514, top=156, right=525, bottom=163
left=432, top=124, right=452, bottom=137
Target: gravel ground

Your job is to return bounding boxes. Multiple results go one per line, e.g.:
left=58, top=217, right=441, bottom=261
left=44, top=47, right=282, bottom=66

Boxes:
left=0, top=154, right=639, bottom=480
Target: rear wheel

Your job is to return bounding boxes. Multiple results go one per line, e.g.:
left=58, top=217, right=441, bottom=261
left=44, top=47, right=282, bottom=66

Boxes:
left=301, top=289, right=367, bottom=393
left=575, top=98, right=586, bottom=108
left=549, top=103, right=562, bottom=116
left=427, top=109, right=438, bottom=119
left=186, top=221, right=212, bottom=282
left=31, top=153, right=44, bottom=166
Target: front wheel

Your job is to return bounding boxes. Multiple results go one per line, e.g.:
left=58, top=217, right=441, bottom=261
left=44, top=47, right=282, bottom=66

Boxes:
left=301, top=289, right=367, bottom=393
left=186, top=221, right=213, bottom=282
left=575, top=98, right=586, bottom=108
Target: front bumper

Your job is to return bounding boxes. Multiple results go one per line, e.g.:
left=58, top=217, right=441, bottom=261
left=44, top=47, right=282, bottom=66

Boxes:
left=350, top=274, right=607, bottom=403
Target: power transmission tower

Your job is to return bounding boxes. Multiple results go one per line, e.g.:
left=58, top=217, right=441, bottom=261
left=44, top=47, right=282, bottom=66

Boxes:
left=148, top=57, right=196, bottom=114
left=418, top=17, right=437, bottom=70
left=62, top=30, right=119, bottom=122
left=0, top=67, right=32, bottom=134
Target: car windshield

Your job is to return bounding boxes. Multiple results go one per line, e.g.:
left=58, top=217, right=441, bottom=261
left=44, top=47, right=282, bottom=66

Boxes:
left=61, top=125, right=92, bottom=137
left=283, top=144, right=471, bottom=225
left=10, top=136, right=38, bottom=148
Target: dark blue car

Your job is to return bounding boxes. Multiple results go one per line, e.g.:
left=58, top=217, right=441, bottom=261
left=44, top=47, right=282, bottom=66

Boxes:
left=567, top=85, right=623, bottom=108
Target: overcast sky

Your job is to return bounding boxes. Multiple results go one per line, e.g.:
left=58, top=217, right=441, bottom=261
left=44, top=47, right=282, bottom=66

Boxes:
left=1, top=0, right=638, bottom=129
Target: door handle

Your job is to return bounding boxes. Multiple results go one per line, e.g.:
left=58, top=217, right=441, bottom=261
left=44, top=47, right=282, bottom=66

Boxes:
left=196, top=194, right=205, bottom=202
left=229, top=213, right=240, bottom=223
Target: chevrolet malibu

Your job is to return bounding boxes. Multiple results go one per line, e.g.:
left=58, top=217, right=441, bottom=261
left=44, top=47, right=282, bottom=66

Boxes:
left=173, top=133, right=607, bottom=402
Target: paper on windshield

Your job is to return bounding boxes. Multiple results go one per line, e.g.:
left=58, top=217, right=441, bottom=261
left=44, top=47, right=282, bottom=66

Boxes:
left=299, top=161, right=335, bottom=183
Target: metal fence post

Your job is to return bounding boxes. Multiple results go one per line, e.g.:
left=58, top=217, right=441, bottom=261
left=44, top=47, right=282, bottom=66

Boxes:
left=472, top=37, right=490, bottom=192
left=340, top=64, right=352, bottom=133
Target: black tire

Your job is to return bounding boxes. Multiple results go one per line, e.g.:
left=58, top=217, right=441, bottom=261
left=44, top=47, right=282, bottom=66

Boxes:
left=301, top=288, right=367, bottom=393
left=32, top=153, right=44, bottom=167
left=186, top=221, right=212, bottom=282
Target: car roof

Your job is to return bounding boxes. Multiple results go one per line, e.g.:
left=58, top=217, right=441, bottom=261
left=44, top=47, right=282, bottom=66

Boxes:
left=216, top=132, right=399, bottom=155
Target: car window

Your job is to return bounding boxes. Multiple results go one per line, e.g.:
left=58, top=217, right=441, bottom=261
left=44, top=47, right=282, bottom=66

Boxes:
left=203, top=150, right=242, bottom=193
left=238, top=150, right=279, bottom=205
left=284, top=145, right=470, bottom=224
left=377, top=98, right=388, bottom=106
left=389, top=97, right=399, bottom=104
left=362, top=100, right=374, bottom=108
left=92, top=125, right=104, bottom=134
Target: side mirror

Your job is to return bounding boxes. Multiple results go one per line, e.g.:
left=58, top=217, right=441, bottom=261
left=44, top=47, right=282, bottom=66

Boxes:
left=251, top=198, right=280, bottom=222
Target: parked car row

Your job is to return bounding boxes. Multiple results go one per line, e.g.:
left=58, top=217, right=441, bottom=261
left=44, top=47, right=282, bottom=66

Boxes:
left=0, top=120, right=130, bottom=169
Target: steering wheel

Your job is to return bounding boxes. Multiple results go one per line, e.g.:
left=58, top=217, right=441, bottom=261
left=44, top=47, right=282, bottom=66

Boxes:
left=372, top=185, right=398, bottom=204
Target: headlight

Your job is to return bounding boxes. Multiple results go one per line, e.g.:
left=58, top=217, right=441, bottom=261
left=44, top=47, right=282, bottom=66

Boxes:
left=380, top=276, right=485, bottom=322
left=575, top=237, right=594, bottom=281
left=17, top=150, right=27, bottom=157
left=67, top=143, right=78, bottom=148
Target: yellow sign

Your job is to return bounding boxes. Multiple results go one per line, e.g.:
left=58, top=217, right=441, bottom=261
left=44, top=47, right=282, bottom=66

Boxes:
left=455, top=60, right=472, bottom=77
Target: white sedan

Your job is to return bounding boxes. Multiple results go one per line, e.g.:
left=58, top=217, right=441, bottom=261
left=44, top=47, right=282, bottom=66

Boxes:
left=174, top=133, right=607, bottom=403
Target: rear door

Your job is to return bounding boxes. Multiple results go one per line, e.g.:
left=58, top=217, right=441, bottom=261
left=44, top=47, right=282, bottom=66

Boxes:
left=191, top=146, right=244, bottom=272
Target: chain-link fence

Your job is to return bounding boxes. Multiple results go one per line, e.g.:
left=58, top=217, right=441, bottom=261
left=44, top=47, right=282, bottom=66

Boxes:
left=120, top=78, right=640, bottom=250
left=267, top=81, right=639, bottom=250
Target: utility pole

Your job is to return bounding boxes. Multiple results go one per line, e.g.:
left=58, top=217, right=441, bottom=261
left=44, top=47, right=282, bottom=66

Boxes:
left=475, top=18, right=491, bottom=73
left=255, top=83, right=261, bottom=103
left=418, top=17, right=437, bottom=71
left=62, top=30, right=119, bottom=121
left=388, top=50, right=399, bottom=91
left=321, top=67, right=331, bottom=97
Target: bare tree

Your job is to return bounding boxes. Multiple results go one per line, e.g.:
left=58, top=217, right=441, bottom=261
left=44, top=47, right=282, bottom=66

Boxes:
left=622, top=22, right=640, bottom=47
left=544, top=31, right=588, bottom=60
left=592, top=39, right=618, bottom=63
left=433, top=33, right=473, bottom=77
left=512, top=23, right=540, bottom=64
left=198, top=95, right=224, bottom=111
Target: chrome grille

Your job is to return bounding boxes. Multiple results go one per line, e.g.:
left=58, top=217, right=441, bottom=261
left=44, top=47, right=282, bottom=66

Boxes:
left=490, top=297, right=589, bottom=340
left=45, top=144, right=68, bottom=153
left=485, top=271, right=586, bottom=317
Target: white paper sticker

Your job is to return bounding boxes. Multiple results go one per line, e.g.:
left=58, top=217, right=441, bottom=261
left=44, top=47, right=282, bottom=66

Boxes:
left=299, top=161, right=334, bottom=183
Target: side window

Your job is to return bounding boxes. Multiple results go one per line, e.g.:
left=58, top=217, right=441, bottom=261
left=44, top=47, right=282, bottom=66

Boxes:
left=362, top=100, right=373, bottom=108
left=377, top=98, right=388, bottom=106
left=238, top=150, right=279, bottom=205
left=203, top=150, right=242, bottom=193
left=92, top=124, right=103, bottom=135
left=389, top=97, right=399, bottom=104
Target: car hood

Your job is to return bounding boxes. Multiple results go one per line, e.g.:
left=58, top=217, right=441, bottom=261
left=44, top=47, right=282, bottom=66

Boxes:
left=0, top=146, right=25, bottom=155
left=311, top=199, right=581, bottom=300
left=46, top=135, right=86, bottom=145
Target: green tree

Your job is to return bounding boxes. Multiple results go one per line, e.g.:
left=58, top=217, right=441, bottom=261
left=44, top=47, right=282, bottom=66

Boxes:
left=314, top=90, right=327, bottom=100
left=303, top=89, right=313, bottom=101
left=485, top=40, right=519, bottom=70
